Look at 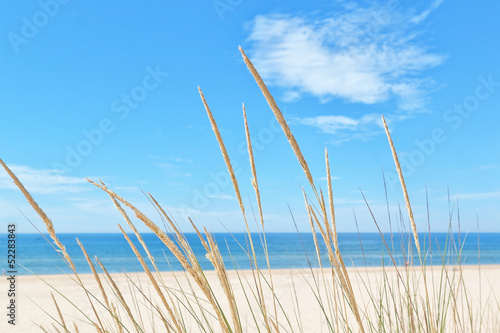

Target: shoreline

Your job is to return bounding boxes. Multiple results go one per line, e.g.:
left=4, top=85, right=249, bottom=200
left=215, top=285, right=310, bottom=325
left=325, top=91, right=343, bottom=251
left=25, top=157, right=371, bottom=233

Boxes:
left=8, top=261, right=500, bottom=277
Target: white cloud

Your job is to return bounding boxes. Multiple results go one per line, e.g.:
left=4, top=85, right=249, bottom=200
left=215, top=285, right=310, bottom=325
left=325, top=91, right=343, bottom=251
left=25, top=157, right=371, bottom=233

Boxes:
left=154, top=162, right=192, bottom=178
left=246, top=3, right=446, bottom=141
left=410, top=0, right=445, bottom=24
left=150, top=155, right=193, bottom=178
left=0, top=164, right=88, bottom=195
left=440, top=191, right=500, bottom=201
left=205, top=193, right=235, bottom=200
left=67, top=197, right=116, bottom=213
left=247, top=9, right=444, bottom=110
left=319, top=176, right=341, bottom=181
left=297, top=113, right=379, bottom=133
left=295, top=113, right=389, bottom=142
left=170, top=157, right=192, bottom=163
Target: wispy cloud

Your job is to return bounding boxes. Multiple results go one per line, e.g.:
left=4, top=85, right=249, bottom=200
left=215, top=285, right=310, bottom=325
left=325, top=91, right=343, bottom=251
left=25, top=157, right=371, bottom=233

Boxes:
left=440, top=191, right=500, bottom=201
left=246, top=3, right=446, bottom=141
left=170, top=157, right=192, bottom=163
left=152, top=158, right=192, bottom=178
left=295, top=113, right=385, bottom=142
left=0, top=164, right=87, bottom=194
left=410, top=0, right=445, bottom=24
left=319, top=175, right=341, bottom=181
left=205, top=193, right=235, bottom=200
left=247, top=7, right=444, bottom=109
left=67, top=197, right=116, bottom=213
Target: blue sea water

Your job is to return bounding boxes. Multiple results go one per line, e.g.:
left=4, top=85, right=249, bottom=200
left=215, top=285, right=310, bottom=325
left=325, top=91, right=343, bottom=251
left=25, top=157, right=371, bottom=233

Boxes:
left=3, top=232, right=500, bottom=275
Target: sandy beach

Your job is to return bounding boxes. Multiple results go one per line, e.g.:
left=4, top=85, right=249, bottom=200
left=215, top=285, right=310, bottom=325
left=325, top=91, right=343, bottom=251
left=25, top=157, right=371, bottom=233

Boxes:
left=2, top=265, right=499, bottom=332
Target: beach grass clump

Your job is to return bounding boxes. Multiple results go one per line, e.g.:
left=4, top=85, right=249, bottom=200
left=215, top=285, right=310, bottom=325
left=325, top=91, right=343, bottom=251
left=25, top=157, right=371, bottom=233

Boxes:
left=1, top=47, right=499, bottom=332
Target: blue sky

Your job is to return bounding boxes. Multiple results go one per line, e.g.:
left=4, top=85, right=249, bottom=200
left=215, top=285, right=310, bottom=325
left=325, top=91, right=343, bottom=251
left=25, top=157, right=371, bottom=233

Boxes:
left=1, top=0, right=499, bottom=233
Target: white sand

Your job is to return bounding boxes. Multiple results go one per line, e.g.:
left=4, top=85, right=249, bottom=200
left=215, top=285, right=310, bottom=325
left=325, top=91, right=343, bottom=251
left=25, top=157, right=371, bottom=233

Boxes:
left=1, top=265, right=499, bottom=332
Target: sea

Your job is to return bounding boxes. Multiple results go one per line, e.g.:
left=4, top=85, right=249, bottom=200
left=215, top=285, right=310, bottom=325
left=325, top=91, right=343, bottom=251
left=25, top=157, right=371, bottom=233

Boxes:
left=3, top=232, right=500, bottom=275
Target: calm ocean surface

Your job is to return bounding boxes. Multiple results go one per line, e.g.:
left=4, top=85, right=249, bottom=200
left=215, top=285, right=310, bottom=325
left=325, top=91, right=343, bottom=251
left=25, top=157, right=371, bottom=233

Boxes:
left=4, top=233, right=500, bottom=275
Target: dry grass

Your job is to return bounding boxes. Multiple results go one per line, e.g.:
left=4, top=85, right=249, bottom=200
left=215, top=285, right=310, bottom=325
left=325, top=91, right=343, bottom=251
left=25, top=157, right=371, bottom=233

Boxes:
left=1, top=46, right=498, bottom=332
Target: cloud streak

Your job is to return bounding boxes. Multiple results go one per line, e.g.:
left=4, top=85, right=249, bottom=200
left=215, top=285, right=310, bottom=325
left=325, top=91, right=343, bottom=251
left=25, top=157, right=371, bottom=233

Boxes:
left=441, top=191, right=500, bottom=201
left=410, top=0, right=445, bottom=24
left=295, top=113, right=385, bottom=142
left=0, top=164, right=88, bottom=195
